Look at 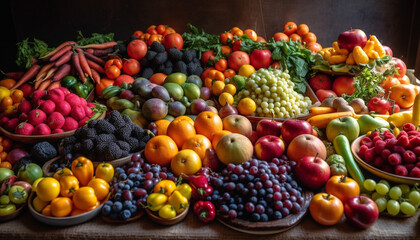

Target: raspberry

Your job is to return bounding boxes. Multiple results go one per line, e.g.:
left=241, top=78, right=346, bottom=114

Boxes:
left=364, top=141, right=374, bottom=148
left=374, top=156, right=385, bottom=168
left=370, top=131, right=380, bottom=139
left=383, top=132, right=395, bottom=140
left=402, top=123, right=416, bottom=132
left=409, top=167, right=420, bottom=178
left=382, top=164, right=393, bottom=173
left=372, top=135, right=383, bottom=143
left=403, top=150, right=417, bottom=164
left=409, top=136, right=420, bottom=146
left=405, top=164, right=415, bottom=171
left=381, top=149, right=392, bottom=160
left=392, top=145, right=406, bottom=155
left=364, top=148, right=376, bottom=163
left=395, top=165, right=408, bottom=176
left=396, top=135, right=409, bottom=148
left=407, top=131, right=420, bottom=137
left=413, top=146, right=420, bottom=156
left=385, top=138, right=397, bottom=149
left=358, top=145, right=369, bottom=159
left=397, top=131, right=408, bottom=139
left=360, top=136, right=372, bottom=146
left=374, top=140, right=386, bottom=155
left=388, top=153, right=402, bottom=166
left=416, top=161, right=420, bottom=168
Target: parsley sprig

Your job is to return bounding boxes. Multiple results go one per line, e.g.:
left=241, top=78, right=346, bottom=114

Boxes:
left=16, top=38, right=51, bottom=69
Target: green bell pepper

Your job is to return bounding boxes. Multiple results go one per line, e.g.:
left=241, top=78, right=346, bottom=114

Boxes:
left=8, top=185, right=28, bottom=204
left=73, top=83, right=89, bottom=99
left=84, top=77, right=94, bottom=92
left=61, top=76, right=78, bottom=89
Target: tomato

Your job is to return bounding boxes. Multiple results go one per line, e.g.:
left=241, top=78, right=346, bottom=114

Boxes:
left=36, top=177, right=60, bottom=202
left=392, top=57, right=407, bottom=79
left=163, top=33, right=183, bottom=50
left=133, top=30, right=143, bottom=39
left=283, top=22, right=297, bottom=35
left=162, top=27, right=176, bottom=37
left=156, top=25, right=166, bottom=34
left=72, top=186, right=97, bottom=210
left=219, top=32, right=233, bottom=45
left=201, top=50, right=215, bottom=66
left=87, top=178, right=110, bottom=201
left=325, top=176, right=360, bottom=203
left=228, top=51, right=250, bottom=72
left=127, top=39, right=148, bottom=61
left=232, top=40, right=242, bottom=52
left=368, top=96, right=390, bottom=114
left=243, top=29, right=258, bottom=41
left=123, top=58, right=141, bottom=77
left=272, top=32, right=289, bottom=42
left=105, top=65, right=121, bottom=80
left=215, top=59, right=228, bottom=72
left=105, top=59, right=123, bottom=70
left=309, top=193, right=344, bottom=226
left=271, top=61, right=281, bottom=70
left=114, top=74, right=135, bottom=87
left=8, top=185, right=28, bottom=204
left=147, top=34, right=163, bottom=46
left=249, top=49, right=273, bottom=70
left=51, top=197, right=73, bottom=217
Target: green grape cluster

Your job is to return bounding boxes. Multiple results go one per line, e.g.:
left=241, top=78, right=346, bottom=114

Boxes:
left=233, top=68, right=312, bottom=118
left=363, top=179, right=420, bottom=216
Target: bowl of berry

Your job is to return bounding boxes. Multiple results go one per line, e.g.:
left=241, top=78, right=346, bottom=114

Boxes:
left=211, top=156, right=313, bottom=234
left=351, top=123, right=420, bottom=185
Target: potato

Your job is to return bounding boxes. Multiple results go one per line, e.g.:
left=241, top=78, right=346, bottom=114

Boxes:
left=359, top=106, right=369, bottom=114
left=332, top=97, right=348, bottom=109
left=320, top=96, right=336, bottom=108
left=349, top=98, right=365, bottom=113
left=336, top=104, right=355, bottom=114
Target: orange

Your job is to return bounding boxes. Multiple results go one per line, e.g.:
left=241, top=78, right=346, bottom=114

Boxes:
left=306, top=42, right=322, bottom=53
left=297, top=24, right=309, bottom=36
left=174, top=115, right=194, bottom=125
left=230, top=27, right=242, bottom=33
left=243, top=29, right=258, bottom=41
left=232, top=29, right=244, bottom=37
left=171, top=149, right=202, bottom=177
left=149, top=73, right=167, bottom=85
left=194, top=111, right=223, bottom=141
left=399, top=75, right=410, bottom=84
left=238, top=98, right=257, bottom=116
left=167, top=117, right=196, bottom=148
left=381, top=76, right=401, bottom=93
left=212, top=130, right=231, bottom=149
left=218, top=92, right=234, bottom=106
left=212, top=81, right=225, bottom=96
left=155, top=119, right=171, bottom=135
left=302, top=32, right=317, bottom=45
left=182, top=134, right=212, bottom=160
left=145, top=135, right=179, bottom=166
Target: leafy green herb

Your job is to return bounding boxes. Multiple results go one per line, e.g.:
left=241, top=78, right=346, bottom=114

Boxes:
left=16, top=38, right=51, bottom=69
left=76, top=31, right=117, bottom=46
left=342, top=67, right=385, bottom=102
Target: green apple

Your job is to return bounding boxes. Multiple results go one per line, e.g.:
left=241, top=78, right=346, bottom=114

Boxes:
left=0, top=168, right=14, bottom=182
left=164, top=72, right=187, bottom=85
left=357, top=114, right=390, bottom=135
left=326, top=116, right=360, bottom=142
left=181, top=83, right=201, bottom=101
left=163, top=83, right=184, bottom=101
left=186, top=75, right=203, bottom=88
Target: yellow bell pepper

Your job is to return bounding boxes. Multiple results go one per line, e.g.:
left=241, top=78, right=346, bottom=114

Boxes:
left=53, top=167, right=73, bottom=181
left=71, top=157, right=94, bottom=186
left=168, top=190, right=189, bottom=214
left=158, top=204, right=177, bottom=219
left=346, top=52, right=355, bottom=65
left=147, top=193, right=168, bottom=211
left=367, top=50, right=380, bottom=60
left=387, top=111, right=413, bottom=128
left=95, top=162, right=114, bottom=183
left=59, top=175, right=80, bottom=198
left=328, top=55, right=347, bottom=65
left=153, top=180, right=176, bottom=197
left=369, top=35, right=386, bottom=57
left=412, top=94, right=420, bottom=128
left=175, top=183, right=192, bottom=200
left=363, top=40, right=375, bottom=53
left=353, top=46, right=369, bottom=65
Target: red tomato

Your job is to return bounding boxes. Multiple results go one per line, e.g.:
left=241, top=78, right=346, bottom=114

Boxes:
left=250, top=49, right=273, bottom=70
left=114, top=74, right=135, bottom=87
left=122, top=58, right=141, bottom=76
left=232, top=40, right=242, bottom=52
left=325, top=176, right=360, bottom=203
left=309, top=193, right=344, bottom=226
left=163, top=33, right=183, bottom=50
left=201, top=50, right=215, bottom=66
left=228, top=51, right=250, bottom=72
left=392, top=57, right=407, bottom=79
left=127, top=40, right=148, bottom=60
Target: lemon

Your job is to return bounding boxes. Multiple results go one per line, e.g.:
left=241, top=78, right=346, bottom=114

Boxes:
left=0, top=86, right=11, bottom=102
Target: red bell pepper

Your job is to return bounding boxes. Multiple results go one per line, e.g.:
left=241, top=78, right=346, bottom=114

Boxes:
left=188, top=175, right=213, bottom=200
left=193, top=201, right=215, bottom=223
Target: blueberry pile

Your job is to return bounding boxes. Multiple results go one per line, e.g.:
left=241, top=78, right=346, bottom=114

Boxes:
left=209, top=156, right=304, bottom=222
left=101, top=152, right=177, bottom=221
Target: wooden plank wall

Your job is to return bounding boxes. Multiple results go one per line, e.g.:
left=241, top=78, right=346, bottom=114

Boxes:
left=1, top=0, right=419, bottom=78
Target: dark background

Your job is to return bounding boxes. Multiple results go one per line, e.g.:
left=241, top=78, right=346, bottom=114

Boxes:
left=1, top=0, right=419, bottom=77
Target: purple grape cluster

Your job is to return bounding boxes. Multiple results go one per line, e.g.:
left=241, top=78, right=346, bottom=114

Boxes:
left=209, top=156, right=304, bottom=222
left=101, top=152, right=177, bottom=220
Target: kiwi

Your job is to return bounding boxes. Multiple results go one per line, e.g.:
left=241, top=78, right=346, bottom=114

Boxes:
left=332, top=97, right=348, bottom=109
left=349, top=98, right=365, bottom=113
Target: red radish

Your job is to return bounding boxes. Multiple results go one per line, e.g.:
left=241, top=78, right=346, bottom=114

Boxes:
left=62, top=117, right=79, bottom=131
left=47, top=112, right=65, bottom=129
left=19, top=113, right=28, bottom=122
left=0, top=117, right=8, bottom=126
left=4, top=118, right=19, bottom=132
left=84, top=106, right=93, bottom=117
left=87, top=103, right=96, bottom=108
left=19, top=83, right=34, bottom=98
left=47, top=88, right=65, bottom=104
left=78, top=117, right=90, bottom=127
left=79, top=97, right=87, bottom=107
left=71, top=105, right=86, bottom=121
left=15, top=122, right=34, bottom=135
left=18, top=100, right=32, bottom=114
left=58, top=87, right=71, bottom=95
left=31, top=90, right=46, bottom=106
left=33, top=123, right=51, bottom=135
left=28, top=109, right=47, bottom=126
left=64, top=93, right=81, bottom=107
left=52, top=129, right=64, bottom=134
left=55, top=101, right=71, bottom=116
left=40, top=100, right=56, bottom=115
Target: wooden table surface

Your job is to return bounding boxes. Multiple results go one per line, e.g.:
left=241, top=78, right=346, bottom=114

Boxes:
left=1, top=206, right=419, bottom=240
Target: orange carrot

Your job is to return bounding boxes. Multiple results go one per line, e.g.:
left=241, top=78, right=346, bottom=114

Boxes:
left=43, top=67, right=57, bottom=81
left=84, top=51, right=105, bottom=65
left=90, top=68, right=101, bottom=84
left=78, top=41, right=117, bottom=49
left=72, top=52, right=86, bottom=83
left=35, top=62, right=55, bottom=81
left=37, top=79, right=52, bottom=91
left=47, top=81, right=61, bottom=90
left=54, top=51, right=73, bottom=67
left=85, top=48, right=94, bottom=54
left=11, top=64, right=40, bottom=90
left=40, top=41, right=76, bottom=59
left=52, top=64, right=71, bottom=82
left=0, top=71, right=24, bottom=80
left=49, top=45, right=72, bottom=62
left=93, top=48, right=113, bottom=56
left=86, top=59, right=105, bottom=74
left=76, top=48, right=92, bottom=78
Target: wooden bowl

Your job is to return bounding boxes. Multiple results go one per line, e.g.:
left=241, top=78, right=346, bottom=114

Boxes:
left=0, top=203, right=26, bottom=222
left=245, top=82, right=320, bottom=129
left=145, top=207, right=189, bottom=225
left=28, top=192, right=110, bottom=226
left=351, top=135, right=420, bottom=185
left=0, top=108, right=106, bottom=144
left=102, top=210, right=144, bottom=223
left=217, top=191, right=313, bottom=235
left=42, top=153, right=135, bottom=177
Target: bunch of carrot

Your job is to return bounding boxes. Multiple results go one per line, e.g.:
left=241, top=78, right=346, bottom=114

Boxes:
left=10, top=41, right=118, bottom=91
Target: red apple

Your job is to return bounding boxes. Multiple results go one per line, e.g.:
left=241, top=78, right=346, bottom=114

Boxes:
left=344, top=196, right=379, bottom=229
left=392, top=57, right=407, bottom=79
left=250, top=49, right=273, bottom=70
left=337, top=29, right=367, bottom=51
left=254, top=135, right=285, bottom=161
left=250, top=130, right=258, bottom=145
left=383, top=45, right=393, bottom=57
left=280, top=119, right=313, bottom=144
left=256, top=118, right=282, bottom=138
left=316, top=89, right=337, bottom=102
left=332, top=76, right=355, bottom=96
left=309, top=74, right=332, bottom=92
left=294, top=155, right=330, bottom=189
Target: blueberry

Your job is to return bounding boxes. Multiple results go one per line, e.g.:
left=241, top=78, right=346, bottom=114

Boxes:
left=260, top=213, right=269, bottom=222
left=229, top=203, right=238, bottom=210
left=123, top=200, right=132, bottom=209
left=126, top=180, right=134, bottom=187
left=112, top=201, right=123, bottom=212
left=129, top=205, right=137, bottom=214
left=134, top=180, right=141, bottom=187
left=102, top=205, right=111, bottom=216
left=124, top=184, right=131, bottom=190
left=114, top=192, right=122, bottom=201
left=120, top=209, right=131, bottom=220
left=118, top=182, right=125, bottom=189
left=251, top=213, right=261, bottom=222
left=273, top=211, right=283, bottom=220
left=105, top=200, right=113, bottom=206
left=119, top=173, right=128, bottom=180
left=128, top=173, right=136, bottom=180
left=136, top=174, right=143, bottom=181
